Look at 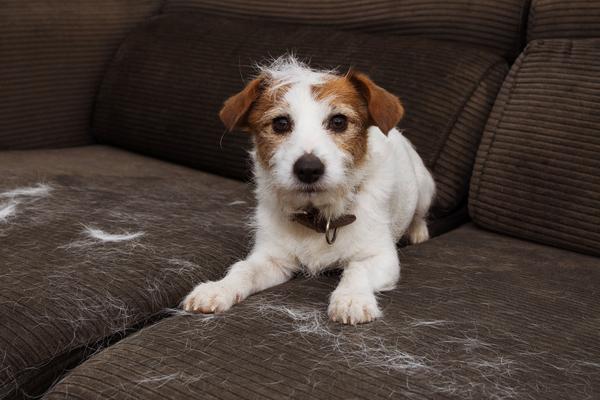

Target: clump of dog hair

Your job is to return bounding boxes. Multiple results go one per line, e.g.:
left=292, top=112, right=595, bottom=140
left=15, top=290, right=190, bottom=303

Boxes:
left=83, top=226, right=145, bottom=242
left=0, top=201, right=18, bottom=223
left=227, top=200, right=247, bottom=206
left=0, top=183, right=52, bottom=198
left=0, top=183, right=52, bottom=227
left=256, top=301, right=431, bottom=374
left=134, top=371, right=213, bottom=388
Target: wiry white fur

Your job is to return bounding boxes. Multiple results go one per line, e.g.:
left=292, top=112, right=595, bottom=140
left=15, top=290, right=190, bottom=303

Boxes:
left=183, top=56, right=435, bottom=324
left=84, top=226, right=144, bottom=242
left=257, top=55, right=336, bottom=91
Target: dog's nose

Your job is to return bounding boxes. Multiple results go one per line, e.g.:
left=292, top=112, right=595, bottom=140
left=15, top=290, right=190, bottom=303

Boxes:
left=293, top=153, right=325, bottom=184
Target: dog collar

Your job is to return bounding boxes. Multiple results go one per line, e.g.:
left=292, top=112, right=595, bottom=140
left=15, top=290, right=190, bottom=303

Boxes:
left=291, top=207, right=356, bottom=245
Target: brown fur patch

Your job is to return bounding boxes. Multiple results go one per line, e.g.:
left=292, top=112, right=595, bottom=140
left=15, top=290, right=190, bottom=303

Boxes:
left=347, top=70, right=404, bottom=135
left=219, top=77, right=291, bottom=169
left=219, top=77, right=263, bottom=131
left=246, top=85, right=290, bottom=169
left=313, top=77, right=370, bottom=165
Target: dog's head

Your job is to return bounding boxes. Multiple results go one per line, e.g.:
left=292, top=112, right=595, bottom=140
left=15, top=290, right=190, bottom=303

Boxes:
left=219, top=57, right=403, bottom=213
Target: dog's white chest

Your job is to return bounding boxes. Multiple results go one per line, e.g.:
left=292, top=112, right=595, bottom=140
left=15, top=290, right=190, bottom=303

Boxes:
left=294, top=235, right=350, bottom=273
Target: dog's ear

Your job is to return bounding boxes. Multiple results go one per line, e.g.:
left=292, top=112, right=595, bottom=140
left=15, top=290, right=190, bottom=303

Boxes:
left=219, top=77, right=264, bottom=132
left=348, top=70, right=404, bottom=135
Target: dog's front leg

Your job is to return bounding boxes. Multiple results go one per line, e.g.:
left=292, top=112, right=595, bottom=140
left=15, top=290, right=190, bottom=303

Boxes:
left=182, top=250, right=296, bottom=314
left=328, top=248, right=400, bottom=324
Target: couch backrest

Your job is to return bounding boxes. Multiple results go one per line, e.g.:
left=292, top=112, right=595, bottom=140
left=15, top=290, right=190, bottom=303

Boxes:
left=162, top=0, right=530, bottom=60
left=92, top=13, right=509, bottom=219
left=0, top=0, right=161, bottom=150
left=469, top=4, right=600, bottom=256
left=528, top=0, right=600, bottom=42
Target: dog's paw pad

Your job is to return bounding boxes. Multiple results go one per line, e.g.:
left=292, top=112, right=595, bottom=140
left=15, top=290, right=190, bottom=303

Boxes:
left=182, top=281, right=240, bottom=314
left=328, top=291, right=382, bottom=325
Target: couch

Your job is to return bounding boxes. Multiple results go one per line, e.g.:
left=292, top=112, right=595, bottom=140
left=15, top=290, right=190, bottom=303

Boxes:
left=1, top=1, right=599, bottom=399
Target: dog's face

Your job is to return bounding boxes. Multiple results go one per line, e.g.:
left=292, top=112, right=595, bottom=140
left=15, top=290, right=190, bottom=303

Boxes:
left=219, top=60, right=403, bottom=212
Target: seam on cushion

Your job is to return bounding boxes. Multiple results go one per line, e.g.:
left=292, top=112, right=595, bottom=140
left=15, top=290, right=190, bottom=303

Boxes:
left=514, top=0, right=533, bottom=59
left=90, top=22, right=134, bottom=145
left=88, top=5, right=164, bottom=145
left=527, top=0, right=538, bottom=43
left=7, top=347, right=88, bottom=400
left=470, top=43, right=532, bottom=222
left=431, top=58, right=508, bottom=180
left=91, top=14, right=167, bottom=144
left=432, top=60, right=508, bottom=214
left=12, top=311, right=171, bottom=400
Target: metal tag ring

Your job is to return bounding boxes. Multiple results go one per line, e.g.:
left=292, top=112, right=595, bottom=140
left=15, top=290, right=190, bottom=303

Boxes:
left=325, top=217, right=338, bottom=245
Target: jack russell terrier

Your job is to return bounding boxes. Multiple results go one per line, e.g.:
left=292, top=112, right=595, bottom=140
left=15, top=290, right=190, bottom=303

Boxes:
left=182, top=56, right=435, bottom=324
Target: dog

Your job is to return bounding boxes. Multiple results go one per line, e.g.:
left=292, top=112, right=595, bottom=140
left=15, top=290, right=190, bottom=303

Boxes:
left=182, top=56, right=435, bottom=324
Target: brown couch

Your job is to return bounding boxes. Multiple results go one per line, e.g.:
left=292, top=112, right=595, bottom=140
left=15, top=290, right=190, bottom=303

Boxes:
left=1, top=1, right=599, bottom=399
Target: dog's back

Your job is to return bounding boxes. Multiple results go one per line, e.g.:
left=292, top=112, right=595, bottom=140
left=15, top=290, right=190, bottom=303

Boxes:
left=361, top=126, right=435, bottom=243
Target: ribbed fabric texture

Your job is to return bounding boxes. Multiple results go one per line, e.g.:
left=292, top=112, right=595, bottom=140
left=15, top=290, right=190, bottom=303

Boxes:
left=44, top=224, right=600, bottom=400
left=432, top=63, right=507, bottom=217
left=470, top=39, right=600, bottom=256
left=528, top=0, right=600, bottom=42
left=0, top=147, right=253, bottom=399
left=162, top=0, right=529, bottom=59
left=0, top=0, right=161, bottom=150
left=93, top=14, right=507, bottom=217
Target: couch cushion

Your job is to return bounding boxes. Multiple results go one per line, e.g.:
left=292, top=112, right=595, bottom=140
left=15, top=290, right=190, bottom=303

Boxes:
left=0, top=146, right=253, bottom=399
left=44, top=224, right=600, bottom=400
left=162, top=0, right=529, bottom=59
left=469, top=39, right=600, bottom=256
left=528, top=0, right=600, bottom=42
left=0, top=0, right=161, bottom=150
left=93, top=13, right=508, bottom=218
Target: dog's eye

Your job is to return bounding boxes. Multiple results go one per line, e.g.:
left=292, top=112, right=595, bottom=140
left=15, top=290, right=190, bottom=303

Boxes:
left=272, top=116, right=291, bottom=134
left=328, top=114, right=348, bottom=133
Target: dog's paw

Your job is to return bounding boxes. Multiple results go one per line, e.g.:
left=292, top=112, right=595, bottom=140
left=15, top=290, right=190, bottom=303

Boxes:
left=182, top=281, right=243, bottom=314
left=408, top=218, right=429, bottom=245
left=328, top=291, right=382, bottom=325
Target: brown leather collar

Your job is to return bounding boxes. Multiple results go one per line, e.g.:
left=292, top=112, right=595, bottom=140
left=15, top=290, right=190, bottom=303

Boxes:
left=291, top=207, right=356, bottom=244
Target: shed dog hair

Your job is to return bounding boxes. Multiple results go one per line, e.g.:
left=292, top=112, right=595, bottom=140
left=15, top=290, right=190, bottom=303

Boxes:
left=183, top=56, right=435, bottom=324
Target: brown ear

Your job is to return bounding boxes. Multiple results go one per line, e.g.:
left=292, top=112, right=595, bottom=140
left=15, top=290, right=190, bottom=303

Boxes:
left=348, top=70, right=404, bottom=135
left=219, top=77, right=263, bottom=132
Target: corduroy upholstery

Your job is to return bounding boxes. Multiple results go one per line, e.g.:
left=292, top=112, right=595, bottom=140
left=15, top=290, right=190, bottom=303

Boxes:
left=0, top=0, right=161, bottom=150
left=469, top=39, right=600, bottom=256
left=93, top=14, right=508, bottom=218
left=44, top=224, right=600, bottom=400
left=3, top=2, right=600, bottom=400
left=528, top=0, right=600, bottom=42
left=0, top=146, right=254, bottom=399
left=162, top=0, right=530, bottom=59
